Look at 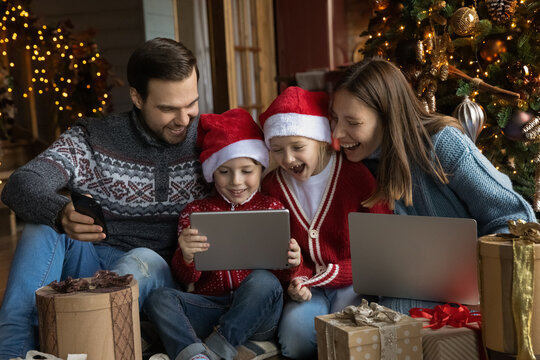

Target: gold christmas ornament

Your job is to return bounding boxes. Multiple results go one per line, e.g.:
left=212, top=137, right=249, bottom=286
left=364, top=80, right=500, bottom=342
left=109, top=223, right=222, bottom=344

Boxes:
left=452, top=96, right=486, bottom=142
left=486, top=0, right=518, bottom=24
left=440, top=63, right=449, bottom=81
left=451, top=7, right=480, bottom=36
left=416, top=40, right=425, bottom=64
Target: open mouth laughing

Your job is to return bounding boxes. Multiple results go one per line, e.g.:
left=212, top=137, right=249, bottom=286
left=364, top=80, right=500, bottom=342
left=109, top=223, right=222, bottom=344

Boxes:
left=341, top=142, right=360, bottom=151
left=289, top=163, right=305, bottom=174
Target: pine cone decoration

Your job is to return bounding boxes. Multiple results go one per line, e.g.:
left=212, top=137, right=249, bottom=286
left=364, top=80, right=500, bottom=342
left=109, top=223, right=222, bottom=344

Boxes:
left=485, top=0, right=518, bottom=24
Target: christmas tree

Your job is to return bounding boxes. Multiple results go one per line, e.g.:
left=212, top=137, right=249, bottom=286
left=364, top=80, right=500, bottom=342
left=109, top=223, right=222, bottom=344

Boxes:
left=0, top=0, right=117, bottom=140
left=361, top=0, right=540, bottom=209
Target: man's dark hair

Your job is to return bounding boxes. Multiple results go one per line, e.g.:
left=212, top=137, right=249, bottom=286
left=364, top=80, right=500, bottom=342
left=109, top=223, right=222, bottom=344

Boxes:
left=127, top=37, right=199, bottom=100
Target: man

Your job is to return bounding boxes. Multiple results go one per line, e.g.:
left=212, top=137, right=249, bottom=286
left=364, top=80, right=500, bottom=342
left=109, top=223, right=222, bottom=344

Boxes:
left=0, top=38, right=209, bottom=359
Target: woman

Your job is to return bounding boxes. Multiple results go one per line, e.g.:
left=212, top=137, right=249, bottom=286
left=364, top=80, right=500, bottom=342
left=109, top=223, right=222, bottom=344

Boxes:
left=330, top=58, right=536, bottom=313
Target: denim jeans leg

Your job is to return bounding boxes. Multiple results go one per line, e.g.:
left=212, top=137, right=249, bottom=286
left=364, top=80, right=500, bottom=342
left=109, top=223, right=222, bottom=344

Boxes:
left=217, top=270, right=283, bottom=344
left=327, top=285, right=366, bottom=313
left=278, top=287, right=330, bottom=360
left=0, top=224, right=100, bottom=360
left=107, top=247, right=176, bottom=310
left=378, top=296, right=442, bottom=314
left=144, top=287, right=228, bottom=360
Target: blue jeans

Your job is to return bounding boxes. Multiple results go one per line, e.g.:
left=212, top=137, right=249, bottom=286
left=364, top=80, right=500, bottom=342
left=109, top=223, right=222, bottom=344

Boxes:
left=278, top=285, right=365, bottom=359
left=144, top=270, right=283, bottom=360
left=0, top=224, right=175, bottom=360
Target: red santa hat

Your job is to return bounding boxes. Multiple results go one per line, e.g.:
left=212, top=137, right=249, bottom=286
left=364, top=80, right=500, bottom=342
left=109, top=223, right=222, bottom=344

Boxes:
left=198, top=108, right=269, bottom=182
left=259, top=86, right=331, bottom=147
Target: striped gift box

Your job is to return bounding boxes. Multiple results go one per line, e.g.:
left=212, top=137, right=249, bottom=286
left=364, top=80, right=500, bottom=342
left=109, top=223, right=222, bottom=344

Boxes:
left=422, top=324, right=481, bottom=360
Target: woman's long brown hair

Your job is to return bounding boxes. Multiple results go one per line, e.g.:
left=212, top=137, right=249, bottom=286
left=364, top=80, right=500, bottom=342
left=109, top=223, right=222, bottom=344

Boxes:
left=334, top=58, right=463, bottom=209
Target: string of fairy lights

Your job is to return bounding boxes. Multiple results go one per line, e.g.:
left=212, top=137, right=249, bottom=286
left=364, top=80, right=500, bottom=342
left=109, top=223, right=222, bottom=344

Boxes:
left=0, top=0, right=115, bottom=178
left=0, top=0, right=112, bottom=134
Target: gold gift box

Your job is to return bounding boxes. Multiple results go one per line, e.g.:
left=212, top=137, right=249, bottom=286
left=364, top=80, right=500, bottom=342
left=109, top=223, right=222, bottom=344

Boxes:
left=36, top=278, right=142, bottom=360
left=315, top=312, right=423, bottom=360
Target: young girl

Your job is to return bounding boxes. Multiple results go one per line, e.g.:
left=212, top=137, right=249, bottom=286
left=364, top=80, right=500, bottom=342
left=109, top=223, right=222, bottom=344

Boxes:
left=330, top=58, right=536, bottom=313
left=260, top=86, right=391, bottom=359
left=144, top=108, right=301, bottom=360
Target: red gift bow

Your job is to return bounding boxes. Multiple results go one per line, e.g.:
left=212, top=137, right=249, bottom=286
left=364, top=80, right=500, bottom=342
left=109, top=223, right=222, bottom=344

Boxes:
left=409, top=303, right=482, bottom=330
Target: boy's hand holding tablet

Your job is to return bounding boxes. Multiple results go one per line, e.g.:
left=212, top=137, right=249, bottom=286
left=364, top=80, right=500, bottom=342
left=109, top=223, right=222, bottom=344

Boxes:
left=178, top=226, right=209, bottom=264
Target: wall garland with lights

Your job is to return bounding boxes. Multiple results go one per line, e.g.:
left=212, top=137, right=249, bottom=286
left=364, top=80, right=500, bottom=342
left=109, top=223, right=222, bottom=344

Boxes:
left=0, top=0, right=115, bottom=142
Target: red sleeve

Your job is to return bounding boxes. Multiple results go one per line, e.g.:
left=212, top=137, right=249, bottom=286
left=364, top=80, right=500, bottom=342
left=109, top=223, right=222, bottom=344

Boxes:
left=172, top=203, right=202, bottom=284
left=299, top=259, right=352, bottom=288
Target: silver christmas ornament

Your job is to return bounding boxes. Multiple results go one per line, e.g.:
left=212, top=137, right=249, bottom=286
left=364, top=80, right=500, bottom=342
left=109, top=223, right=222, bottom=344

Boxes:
left=452, top=96, right=486, bottom=142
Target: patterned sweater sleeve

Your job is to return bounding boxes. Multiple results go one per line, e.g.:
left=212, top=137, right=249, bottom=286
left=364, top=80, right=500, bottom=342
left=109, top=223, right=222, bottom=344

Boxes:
left=1, top=127, right=89, bottom=230
left=435, top=126, right=536, bottom=235
left=171, top=203, right=202, bottom=285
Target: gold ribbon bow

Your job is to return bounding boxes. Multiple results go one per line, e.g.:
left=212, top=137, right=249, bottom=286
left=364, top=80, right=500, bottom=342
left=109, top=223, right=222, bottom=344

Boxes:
left=327, top=299, right=405, bottom=360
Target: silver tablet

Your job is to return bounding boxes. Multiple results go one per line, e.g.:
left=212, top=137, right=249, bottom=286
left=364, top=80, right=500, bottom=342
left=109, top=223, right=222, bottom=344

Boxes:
left=190, top=209, right=291, bottom=271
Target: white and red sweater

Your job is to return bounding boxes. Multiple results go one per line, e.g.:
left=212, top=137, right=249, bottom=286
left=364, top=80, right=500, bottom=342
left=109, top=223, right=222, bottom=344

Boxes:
left=262, top=153, right=391, bottom=288
left=171, top=191, right=297, bottom=296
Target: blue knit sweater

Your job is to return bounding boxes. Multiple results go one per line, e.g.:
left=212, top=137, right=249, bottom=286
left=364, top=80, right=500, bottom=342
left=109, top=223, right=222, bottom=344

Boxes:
left=392, top=126, right=536, bottom=235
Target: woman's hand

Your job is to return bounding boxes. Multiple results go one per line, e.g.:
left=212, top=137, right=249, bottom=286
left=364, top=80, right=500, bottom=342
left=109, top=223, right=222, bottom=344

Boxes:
left=178, top=226, right=209, bottom=264
left=287, top=238, right=301, bottom=267
left=60, top=201, right=106, bottom=242
left=287, top=278, right=312, bottom=302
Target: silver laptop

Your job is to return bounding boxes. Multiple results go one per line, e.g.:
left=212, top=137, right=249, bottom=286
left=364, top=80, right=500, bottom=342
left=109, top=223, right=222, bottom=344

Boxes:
left=190, top=209, right=291, bottom=271
left=348, top=212, right=479, bottom=305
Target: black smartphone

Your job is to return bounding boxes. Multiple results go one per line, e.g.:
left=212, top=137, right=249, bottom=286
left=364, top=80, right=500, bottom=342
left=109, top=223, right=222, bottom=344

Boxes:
left=71, top=192, right=108, bottom=237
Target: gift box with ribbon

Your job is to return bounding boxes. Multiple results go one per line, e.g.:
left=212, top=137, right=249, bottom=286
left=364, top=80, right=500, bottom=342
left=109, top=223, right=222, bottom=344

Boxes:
left=315, top=299, right=423, bottom=360
left=479, top=220, right=540, bottom=360
left=35, top=270, right=142, bottom=360
left=410, top=303, right=483, bottom=360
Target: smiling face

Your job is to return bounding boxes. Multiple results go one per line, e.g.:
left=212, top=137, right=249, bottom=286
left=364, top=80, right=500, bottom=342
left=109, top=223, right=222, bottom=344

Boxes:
left=213, top=157, right=262, bottom=205
left=269, top=136, right=327, bottom=182
left=330, top=89, right=384, bottom=163
left=130, top=68, right=199, bottom=145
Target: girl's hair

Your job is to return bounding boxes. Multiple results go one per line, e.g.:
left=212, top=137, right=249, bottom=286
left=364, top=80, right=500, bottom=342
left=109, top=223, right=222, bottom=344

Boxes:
left=334, top=58, right=463, bottom=209
left=315, top=141, right=334, bottom=175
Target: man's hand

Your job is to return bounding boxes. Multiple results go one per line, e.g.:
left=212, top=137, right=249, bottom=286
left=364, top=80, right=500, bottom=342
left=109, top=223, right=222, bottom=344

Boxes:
left=287, top=238, right=301, bottom=268
left=178, top=226, right=209, bottom=264
left=60, top=202, right=106, bottom=242
left=287, top=278, right=312, bottom=302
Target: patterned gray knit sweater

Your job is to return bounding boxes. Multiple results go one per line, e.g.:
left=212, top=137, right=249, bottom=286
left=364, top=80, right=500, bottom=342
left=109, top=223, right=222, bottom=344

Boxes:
left=1, top=110, right=209, bottom=261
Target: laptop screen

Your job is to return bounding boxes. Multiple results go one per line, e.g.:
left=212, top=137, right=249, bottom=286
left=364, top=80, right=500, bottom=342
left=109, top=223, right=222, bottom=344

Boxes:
left=348, top=212, right=479, bottom=305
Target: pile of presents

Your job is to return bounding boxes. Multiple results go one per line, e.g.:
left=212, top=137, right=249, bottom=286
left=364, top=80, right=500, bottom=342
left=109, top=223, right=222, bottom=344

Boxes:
left=316, top=219, right=540, bottom=360
left=31, top=220, right=540, bottom=360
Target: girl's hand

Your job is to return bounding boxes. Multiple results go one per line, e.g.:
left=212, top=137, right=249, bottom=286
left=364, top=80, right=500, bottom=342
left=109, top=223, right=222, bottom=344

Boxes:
left=287, top=238, right=301, bottom=268
left=178, top=226, right=209, bottom=264
left=287, top=278, right=312, bottom=302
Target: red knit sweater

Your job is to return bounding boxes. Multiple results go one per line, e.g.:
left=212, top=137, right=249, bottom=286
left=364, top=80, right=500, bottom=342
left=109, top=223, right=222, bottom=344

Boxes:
left=171, top=191, right=296, bottom=295
left=262, top=153, right=391, bottom=288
